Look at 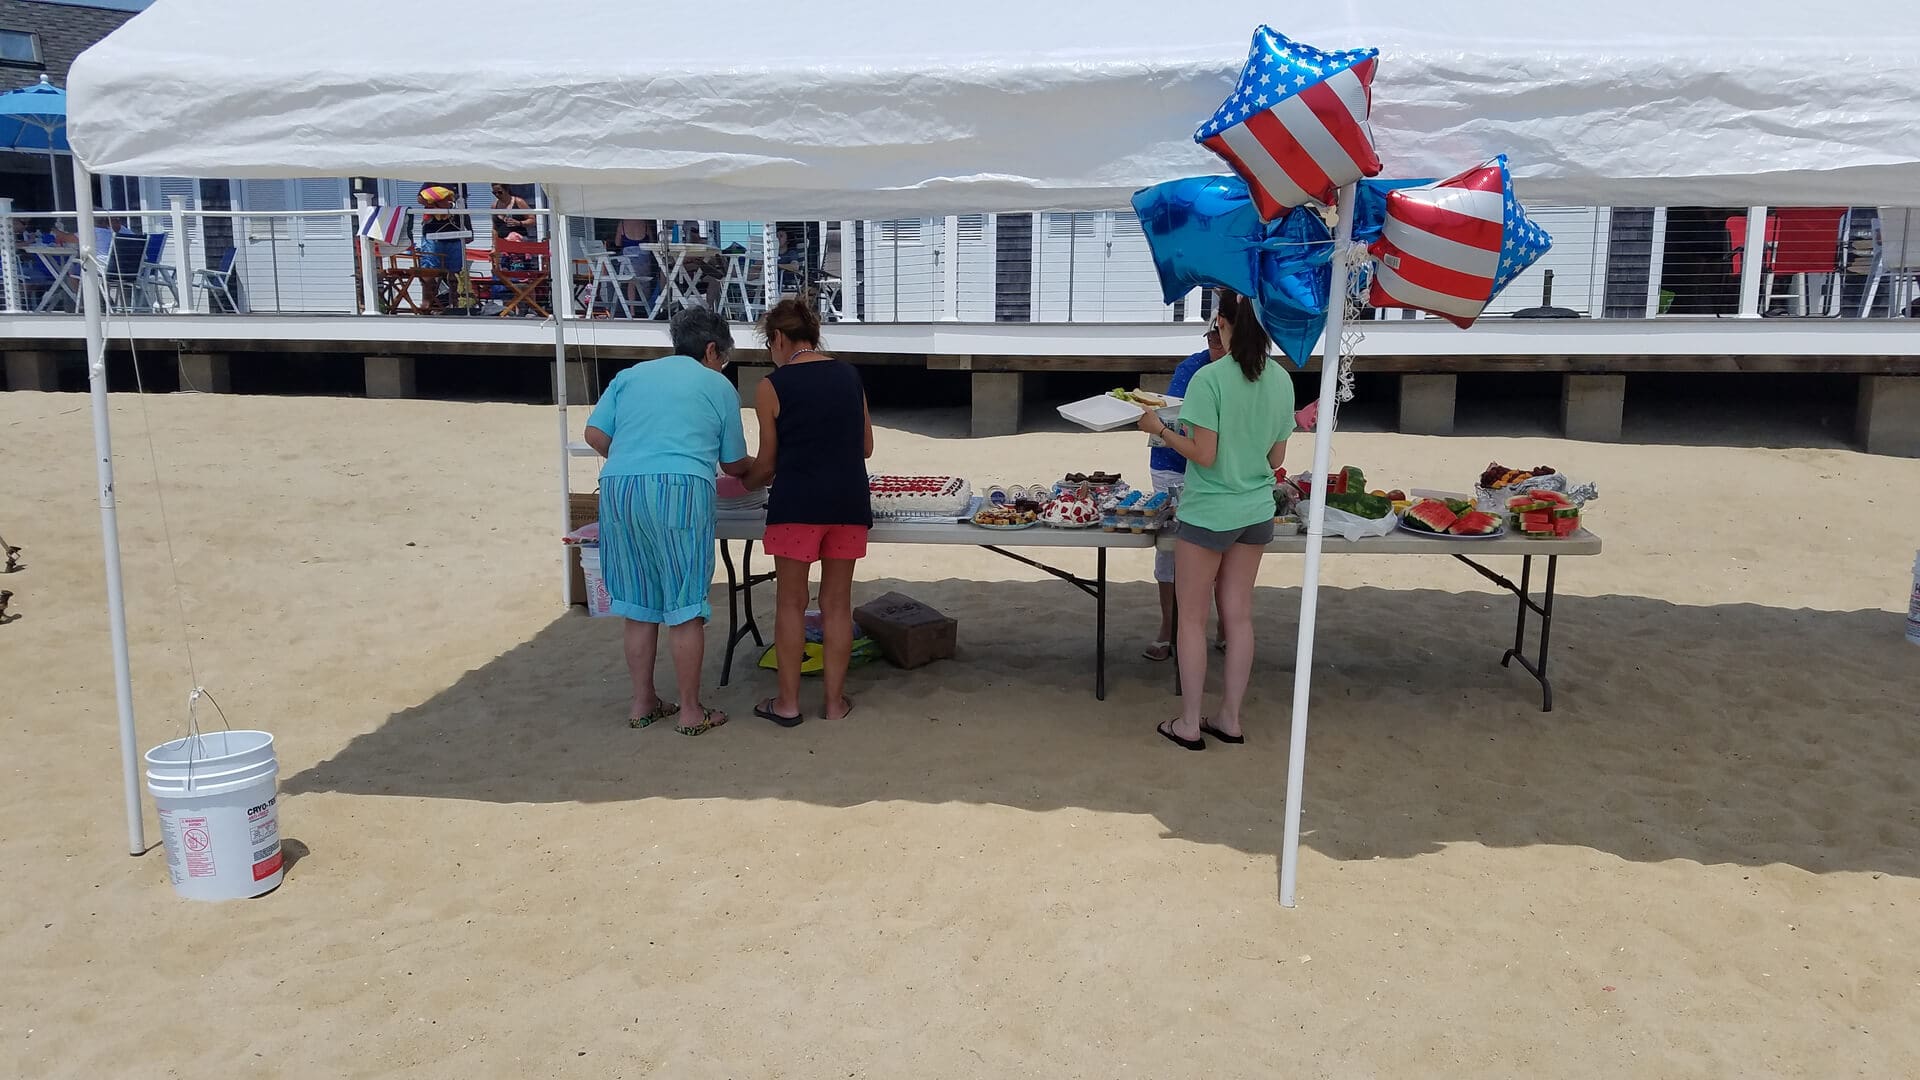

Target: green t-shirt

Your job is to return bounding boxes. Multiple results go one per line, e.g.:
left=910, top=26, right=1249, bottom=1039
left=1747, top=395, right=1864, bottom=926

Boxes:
left=1174, top=356, right=1296, bottom=532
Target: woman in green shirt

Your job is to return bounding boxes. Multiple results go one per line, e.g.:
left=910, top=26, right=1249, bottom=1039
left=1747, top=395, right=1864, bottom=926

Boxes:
left=1137, top=290, right=1295, bottom=750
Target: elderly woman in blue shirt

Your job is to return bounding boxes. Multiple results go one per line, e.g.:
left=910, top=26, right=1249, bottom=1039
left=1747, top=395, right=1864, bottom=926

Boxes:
left=585, top=307, right=749, bottom=735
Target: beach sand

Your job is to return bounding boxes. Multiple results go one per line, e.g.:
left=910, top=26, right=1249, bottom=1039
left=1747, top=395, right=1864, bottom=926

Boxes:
left=3, top=390, right=1919, bottom=1078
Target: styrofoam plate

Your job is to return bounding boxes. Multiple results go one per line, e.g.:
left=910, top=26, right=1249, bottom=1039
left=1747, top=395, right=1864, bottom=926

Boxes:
left=1057, top=393, right=1182, bottom=432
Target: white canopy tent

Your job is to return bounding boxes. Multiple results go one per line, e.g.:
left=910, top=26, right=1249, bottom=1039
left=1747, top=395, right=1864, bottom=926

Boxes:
left=67, top=0, right=1920, bottom=901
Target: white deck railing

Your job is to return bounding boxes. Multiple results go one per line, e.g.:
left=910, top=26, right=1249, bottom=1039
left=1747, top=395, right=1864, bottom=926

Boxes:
left=5, top=199, right=1916, bottom=325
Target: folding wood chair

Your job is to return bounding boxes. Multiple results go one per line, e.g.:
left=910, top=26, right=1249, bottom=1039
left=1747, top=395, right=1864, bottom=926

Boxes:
left=492, top=238, right=551, bottom=317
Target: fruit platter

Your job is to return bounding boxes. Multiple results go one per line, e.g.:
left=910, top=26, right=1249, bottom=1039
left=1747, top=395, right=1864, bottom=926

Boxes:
left=1506, top=490, right=1584, bottom=539
left=1400, top=497, right=1506, bottom=539
left=1473, top=461, right=1600, bottom=514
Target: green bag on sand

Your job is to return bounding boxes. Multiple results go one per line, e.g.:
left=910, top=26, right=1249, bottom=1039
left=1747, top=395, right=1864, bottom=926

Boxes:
left=757, top=638, right=880, bottom=675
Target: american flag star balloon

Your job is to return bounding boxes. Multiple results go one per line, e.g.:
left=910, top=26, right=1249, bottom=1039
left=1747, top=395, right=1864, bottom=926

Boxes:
left=1367, top=156, right=1554, bottom=328
left=1194, top=28, right=1382, bottom=220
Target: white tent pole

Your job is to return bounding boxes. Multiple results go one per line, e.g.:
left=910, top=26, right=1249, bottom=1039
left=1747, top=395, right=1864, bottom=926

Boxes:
left=74, top=157, right=147, bottom=857
left=551, top=212, right=576, bottom=606
left=1280, top=182, right=1357, bottom=909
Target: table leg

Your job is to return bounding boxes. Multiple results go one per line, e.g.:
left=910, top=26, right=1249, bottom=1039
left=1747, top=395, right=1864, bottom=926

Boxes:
left=741, top=540, right=765, bottom=648
left=1456, top=552, right=1559, bottom=712
left=1095, top=548, right=1108, bottom=701
left=719, top=540, right=742, bottom=686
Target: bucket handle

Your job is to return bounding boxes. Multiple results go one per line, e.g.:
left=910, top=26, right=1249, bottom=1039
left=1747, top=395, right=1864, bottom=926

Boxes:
left=181, top=686, right=234, bottom=790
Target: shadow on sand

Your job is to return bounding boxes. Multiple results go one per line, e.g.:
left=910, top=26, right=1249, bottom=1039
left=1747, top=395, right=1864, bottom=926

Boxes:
left=287, top=579, right=1920, bottom=882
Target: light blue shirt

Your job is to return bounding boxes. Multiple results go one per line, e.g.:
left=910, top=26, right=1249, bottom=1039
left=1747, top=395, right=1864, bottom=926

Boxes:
left=587, top=355, right=748, bottom=480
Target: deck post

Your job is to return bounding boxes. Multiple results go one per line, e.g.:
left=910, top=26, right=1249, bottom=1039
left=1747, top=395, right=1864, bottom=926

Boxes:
left=1644, top=208, right=1668, bottom=317
left=168, top=196, right=193, bottom=313
left=837, top=219, right=859, bottom=322
left=1737, top=206, right=1768, bottom=317
left=1, top=198, right=21, bottom=313
left=941, top=215, right=960, bottom=320
left=355, top=193, right=379, bottom=315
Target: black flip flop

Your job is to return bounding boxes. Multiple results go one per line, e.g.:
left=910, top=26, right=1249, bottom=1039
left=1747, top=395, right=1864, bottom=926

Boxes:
left=755, top=699, right=805, bottom=728
left=1199, top=722, right=1245, bottom=745
left=1157, top=720, right=1205, bottom=751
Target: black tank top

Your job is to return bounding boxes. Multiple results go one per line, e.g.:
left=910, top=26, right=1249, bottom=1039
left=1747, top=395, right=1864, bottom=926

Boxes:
left=763, top=358, right=872, bottom=527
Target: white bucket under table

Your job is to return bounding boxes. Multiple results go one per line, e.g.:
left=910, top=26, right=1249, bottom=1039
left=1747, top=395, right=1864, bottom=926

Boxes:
left=144, top=730, right=283, bottom=901
left=579, top=545, right=614, bottom=617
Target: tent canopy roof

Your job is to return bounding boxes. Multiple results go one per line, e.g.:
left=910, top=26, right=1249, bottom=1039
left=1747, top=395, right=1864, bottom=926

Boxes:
left=68, top=0, right=1920, bottom=215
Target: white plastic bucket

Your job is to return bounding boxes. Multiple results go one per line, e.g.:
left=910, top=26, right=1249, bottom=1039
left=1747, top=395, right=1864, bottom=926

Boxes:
left=579, top=545, right=614, bottom=617
left=144, top=730, right=283, bottom=901
left=1908, top=550, right=1920, bottom=647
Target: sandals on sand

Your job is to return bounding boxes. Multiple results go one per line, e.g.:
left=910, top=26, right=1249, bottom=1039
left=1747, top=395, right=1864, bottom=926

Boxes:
left=1199, top=721, right=1245, bottom=745
left=674, top=707, right=729, bottom=736
left=1142, top=641, right=1173, bottom=662
left=755, top=699, right=806, bottom=728
left=1157, top=720, right=1205, bottom=751
left=629, top=701, right=681, bottom=729
left=822, top=696, right=855, bottom=721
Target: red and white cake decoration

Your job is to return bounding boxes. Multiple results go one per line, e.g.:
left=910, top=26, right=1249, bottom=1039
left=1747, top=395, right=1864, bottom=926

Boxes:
left=1041, top=492, right=1102, bottom=528
left=868, top=475, right=974, bottom=517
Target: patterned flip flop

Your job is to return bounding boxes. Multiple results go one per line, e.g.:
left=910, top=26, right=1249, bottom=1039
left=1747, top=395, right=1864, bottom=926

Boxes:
left=674, top=707, right=729, bottom=736
left=629, top=701, right=681, bottom=729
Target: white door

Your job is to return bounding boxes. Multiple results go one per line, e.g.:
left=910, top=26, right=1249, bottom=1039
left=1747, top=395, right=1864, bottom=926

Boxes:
left=1103, top=209, right=1175, bottom=321
left=1031, top=212, right=1108, bottom=321
left=953, top=214, right=996, bottom=321
left=864, top=218, right=942, bottom=321
left=235, top=178, right=355, bottom=312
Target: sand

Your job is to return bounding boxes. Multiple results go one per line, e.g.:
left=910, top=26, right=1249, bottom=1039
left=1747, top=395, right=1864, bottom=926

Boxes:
left=3, top=389, right=1919, bottom=1079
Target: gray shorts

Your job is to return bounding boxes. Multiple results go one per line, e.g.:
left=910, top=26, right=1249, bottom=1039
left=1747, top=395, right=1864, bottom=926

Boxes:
left=1174, top=517, right=1275, bottom=553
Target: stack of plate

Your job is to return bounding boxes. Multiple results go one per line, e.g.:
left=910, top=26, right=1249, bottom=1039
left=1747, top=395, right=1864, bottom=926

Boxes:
left=717, top=475, right=768, bottom=515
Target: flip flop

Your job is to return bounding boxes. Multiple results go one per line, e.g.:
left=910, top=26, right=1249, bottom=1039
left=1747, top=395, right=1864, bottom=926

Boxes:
left=628, top=701, right=681, bottom=729
left=1199, top=721, right=1245, bottom=745
left=674, top=707, right=729, bottom=736
left=1142, top=641, right=1173, bottom=662
left=755, top=698, right=805, bottom=728
left=822, top=696, right=855, bottom=721
left=1157, top=720, right=1205, bottom=751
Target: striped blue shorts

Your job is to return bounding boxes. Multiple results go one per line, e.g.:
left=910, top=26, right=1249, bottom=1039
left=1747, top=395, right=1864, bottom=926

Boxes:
left=597, top=473, right=716, bottom=626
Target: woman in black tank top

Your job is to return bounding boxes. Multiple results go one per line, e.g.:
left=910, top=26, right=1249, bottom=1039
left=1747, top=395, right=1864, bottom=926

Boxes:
left=745, top=299, right=874, bottom=726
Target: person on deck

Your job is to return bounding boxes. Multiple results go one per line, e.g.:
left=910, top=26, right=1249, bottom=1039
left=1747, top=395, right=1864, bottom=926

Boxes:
left=745, top=299, right=874, bottom=726
left=584, top=307, right=750, bottom=736
left=489, top=184, right=536, bottom=240
left=1137, top=289, right=1296, bottom=751
left=416, top=184, right=471, bottom=311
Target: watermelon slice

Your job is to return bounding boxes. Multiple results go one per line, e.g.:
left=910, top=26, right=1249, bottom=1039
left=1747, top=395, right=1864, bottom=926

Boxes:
left=1448, top=510, right=1503, bottom=536
left=1532, top=490, right=1574, bottom=507
left=1402, top=499, right=1458, bottom=533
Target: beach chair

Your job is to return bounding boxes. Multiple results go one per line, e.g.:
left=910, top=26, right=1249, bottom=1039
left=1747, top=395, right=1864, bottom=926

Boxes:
left=135, top=232, right=181, bottom=312
left=192, top=248, right=247, bottom=313
left=1860, top=208, right=1920, bottom=317
left=580, top=241, right=637, bottom=319
left=104, top=233, right=149, bottom=313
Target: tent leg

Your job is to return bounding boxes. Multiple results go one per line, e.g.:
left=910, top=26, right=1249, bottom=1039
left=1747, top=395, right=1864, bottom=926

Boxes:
left=75, top=158, right=146, bottom=856
left=1279, top=183, right=1356, bottom=908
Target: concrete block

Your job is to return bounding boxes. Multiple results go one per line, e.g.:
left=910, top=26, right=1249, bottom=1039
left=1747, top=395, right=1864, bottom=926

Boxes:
left=565, top=360, right=593, bottom=406
left=1858, top=375, right=1920, bottom=457
left=1398, top=374, right=1457, bottom=436
left=735, top=364, right=773, bottom=407
left=4, top=351, right=62, bottom=392
left=1561, top=374, right=1626, bottom=442
left=177, top=352, right=231, bottom=394
left=971, top=372, right=1024, bottom=437
left=364, top=355, right=417, bottom=399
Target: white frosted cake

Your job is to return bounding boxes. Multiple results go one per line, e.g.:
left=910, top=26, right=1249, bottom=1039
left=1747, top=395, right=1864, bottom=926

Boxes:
left=869, top=475, right=972, bottom=517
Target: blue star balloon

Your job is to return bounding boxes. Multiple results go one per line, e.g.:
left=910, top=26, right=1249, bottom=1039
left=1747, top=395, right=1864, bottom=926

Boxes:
left=1131, top=175, right=1333, bottom=366
left=1194, top=28, right=1383, bottom=219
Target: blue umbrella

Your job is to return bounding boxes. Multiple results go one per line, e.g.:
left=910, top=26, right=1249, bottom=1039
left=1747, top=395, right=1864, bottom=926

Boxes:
left=0, top=76, right=69, bottom=212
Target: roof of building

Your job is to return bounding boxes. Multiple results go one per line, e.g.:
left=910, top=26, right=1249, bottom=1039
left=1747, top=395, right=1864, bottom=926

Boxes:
left=0, top=0, right=135, bottom=90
